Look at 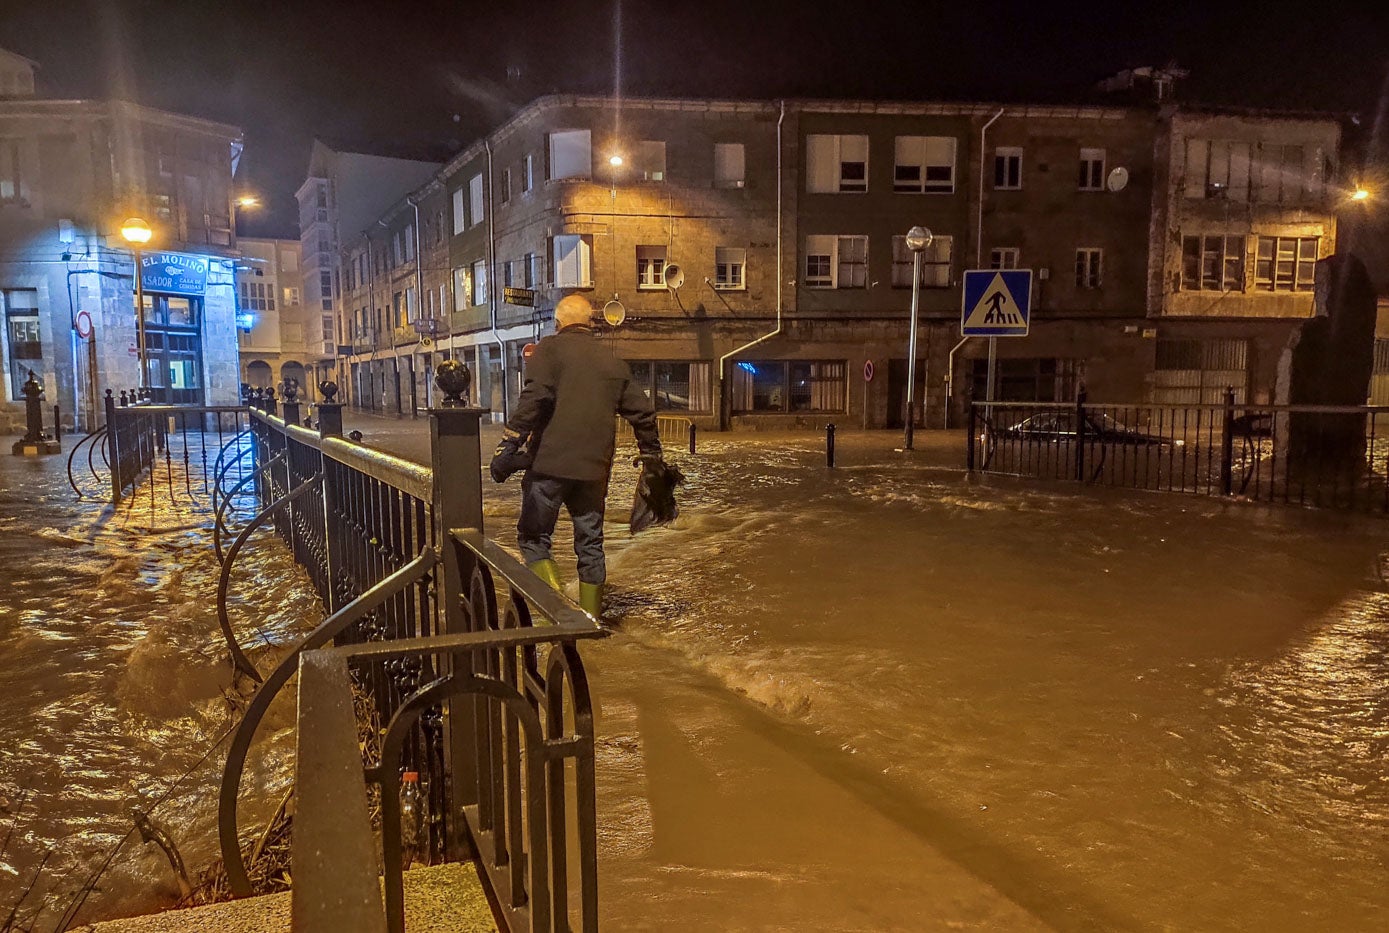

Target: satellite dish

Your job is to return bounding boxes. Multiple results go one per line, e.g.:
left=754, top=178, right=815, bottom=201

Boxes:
left=662, top=263, right=685, bottom=290
left=602, top=299, right=627, bottom=327
left=1106, top=166, right=1130, bottom=192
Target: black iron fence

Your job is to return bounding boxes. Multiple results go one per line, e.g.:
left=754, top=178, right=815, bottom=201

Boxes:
left=212, top=395, right=602, bottom=933
left=96, top=389, right=252, bottom=506
left=969, top=391, right=1389, bottom=513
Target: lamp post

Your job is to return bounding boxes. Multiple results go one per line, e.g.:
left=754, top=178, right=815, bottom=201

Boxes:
left=903, top=225, right=932, bottom=451
left=120, top=217, right=153, bottom=393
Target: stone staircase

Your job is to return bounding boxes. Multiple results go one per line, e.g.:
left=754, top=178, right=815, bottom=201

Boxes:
left=73, top=863, right=497, bottom=933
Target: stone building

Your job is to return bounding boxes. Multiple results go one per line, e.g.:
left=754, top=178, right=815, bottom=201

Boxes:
left=326, top=94, right=1351, bottom=429
left=0, top=46, right=243, bottom=433
left=236, top=237, right=317, bottom=397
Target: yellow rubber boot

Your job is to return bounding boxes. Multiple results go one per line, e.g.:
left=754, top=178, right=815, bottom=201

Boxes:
left=528, top=559, right=562, bottom=591
left=579, top=582, right=603, bottom=621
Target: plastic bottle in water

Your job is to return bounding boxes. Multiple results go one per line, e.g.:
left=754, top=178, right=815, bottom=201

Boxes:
left=399, top=771, right=424, bottom=853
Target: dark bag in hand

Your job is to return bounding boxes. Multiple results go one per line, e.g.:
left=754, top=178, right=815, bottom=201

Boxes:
left=629, top=456, right=684, bottom=534
left=489, top=441, right=533, bottom=483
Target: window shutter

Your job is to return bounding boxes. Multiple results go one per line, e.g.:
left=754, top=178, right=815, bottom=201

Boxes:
left=805, top=136, right=837, bottom=193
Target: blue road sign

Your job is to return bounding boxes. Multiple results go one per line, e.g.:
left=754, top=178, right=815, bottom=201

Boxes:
left=961, top=269, right=1032, bottom=337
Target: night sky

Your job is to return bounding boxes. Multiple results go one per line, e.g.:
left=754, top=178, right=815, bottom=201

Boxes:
left=2, top=0, right=1386, bottom=238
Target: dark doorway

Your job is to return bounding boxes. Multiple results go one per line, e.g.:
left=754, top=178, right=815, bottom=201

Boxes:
left=886, top=358, right=927, bottom=429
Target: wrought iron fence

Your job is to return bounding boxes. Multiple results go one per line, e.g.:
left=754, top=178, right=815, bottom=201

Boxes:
left=214, top=396, right=602, bottom=933
left=100, top=389, right=252, bottom=506
left=969, top=391, right=1389, bottom=513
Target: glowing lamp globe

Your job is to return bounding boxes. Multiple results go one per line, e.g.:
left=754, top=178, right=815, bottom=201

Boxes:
left=120, top=217, right=152, bottom=245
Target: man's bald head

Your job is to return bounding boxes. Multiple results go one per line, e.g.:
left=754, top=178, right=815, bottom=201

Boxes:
left=554, top=295, right=594, bottom=329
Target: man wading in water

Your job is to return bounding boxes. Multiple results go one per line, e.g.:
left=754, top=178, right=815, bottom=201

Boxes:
left=489, top=295, right=662, bottom=619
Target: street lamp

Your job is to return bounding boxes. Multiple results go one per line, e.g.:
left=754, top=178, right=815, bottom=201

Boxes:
left=120, top=217, right=153, bottom=392
left=903, top=225, right=932, bottom=451
left=1352, top=188, right=1370, bottom=202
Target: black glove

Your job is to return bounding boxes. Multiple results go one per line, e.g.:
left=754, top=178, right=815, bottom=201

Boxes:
left=634, top=453, right=664, bottom=480
left=490, top=437, right=533, bottom=483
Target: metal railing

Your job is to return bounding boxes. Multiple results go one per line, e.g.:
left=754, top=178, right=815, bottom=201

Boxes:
left=969, top=390, right=1389, bottom=513
left=615, top=412, right=697, bottom=453
left=214, top=397, right=602, bottom=932
left=100, top=389, right=253, bottom=506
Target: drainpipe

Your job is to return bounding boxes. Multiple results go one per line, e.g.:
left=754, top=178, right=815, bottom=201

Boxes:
left=976, top=107, right=1004, bottom=267
left=949, top=107, right=1006, bottom=425
left=717, top=100, right=786, bottom=429
left=484, top=139, right=508, bottom=421
left=408, top=195, right=426, bottom=413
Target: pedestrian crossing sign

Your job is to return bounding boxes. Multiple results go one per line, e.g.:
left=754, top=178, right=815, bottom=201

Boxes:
left=961, top=269, right=1032, bottom=337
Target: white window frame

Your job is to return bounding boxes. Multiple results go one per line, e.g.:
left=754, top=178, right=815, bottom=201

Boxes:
left=805, top=134, right=869, bottom=193
left=452, top=267, right=469, bottom=311
left=500, top=167, right=512, bottom=204
left=636, top=245, right=667, bottom=290
left=1079, top=148, right=1106, bottom=191
left=994, top=147, right=1023, bottom=190
left=551, top=234, right=593, bottom=288
left=804, top=235, right=836, bottom=288
left=468, top=173, right=485, bottom=227
left=989, top=247, right=1020, bottom=270
left=548, top=129, right=592, bottom=181
left=894, top=136, right=956, bottom=194
left=522, top=154, right=534, bottom=193
left=451, top=188, right=465, bottom=235
left=1181, top=234, right=1246, bottom=292
left=1075, top=248, right=1103, bottom=289
left=714, top=143, right=745, bottom=188
left=714, top=246, right=746, bottom=290
left=471, top=258, right=488, bottom=306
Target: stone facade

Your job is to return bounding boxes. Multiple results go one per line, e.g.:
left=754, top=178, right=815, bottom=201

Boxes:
left=322, top=95, right=1350, bottom=430
left=0, top=48, right=243, bottom=433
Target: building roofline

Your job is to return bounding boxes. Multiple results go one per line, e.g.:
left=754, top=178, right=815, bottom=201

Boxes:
left=0, top=96, right=241, bottom=137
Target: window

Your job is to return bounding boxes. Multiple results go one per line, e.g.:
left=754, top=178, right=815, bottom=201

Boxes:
left=393, top=291, right=406, bottom=327
left=891, top=235, right=953, bottom=287
left=392, top=232, right=404, bottom=266
left=990, top=248, right=1020, bottom=270
left=283, top=286, right=301, bottom=305
left=728, top=360, right=847, bottom=413
left=894, top=136, right=956, bottom=193
left=452, top=188, right=465, bottom=235
left=548, top=129, right=591, bottom=181
left=4, top=288, right=41, bottom=400
left=994, top=147, right=1022, bottom=189
left=500, top=168, right=512, bottom=204
left=238, top=281, right=276, bottom=312
left=805, top=235, right=868, bottom=288
left=405, top=287, right=417, bottom=321
left=1180, top=235, right=1245, bottom=291
left=715, top=247, right=746, bottom=289
left=634, top=141, right=666, bottom=182
left=805, top=134, right=869, bottom=193
left=320, top=271, right=332, bottom=294
left=1254, top=236, right=1318, bottom=292
left=1079, top=148, right=1105, bottom=190
left=1, top=139, right=23, bottom=201
left=636, top=245, right=667, bottom=289
left=714, top=143, right=745, bottom=188
left=1075, top=248, right=1103, bottom=289
left=403, top=224, right=415, bottom=261
left=469, top=173, right=485, bottom=227
left=438, top=284, right=447, bottom=317
left=838, top=236, right=868, bottom=288
left=471, top=259, right=488, bottom=305
left=525, top=252, right=539, bottom=288
left=551, top=234, right=593, bottom=288
left=1185, top=139, right=1254, bottom=201
left=503, top=259, right=516, bottom=288
left=452, top=267, right=469, bottom=311
left=522, top=154, right=534, bottom=192
left=627, top=361, right=714, bottom=412
left=280, top=250, right=298, bottom=272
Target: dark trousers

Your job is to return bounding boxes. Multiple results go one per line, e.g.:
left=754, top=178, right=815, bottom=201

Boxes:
left=518, top=472, right=609, bottom=584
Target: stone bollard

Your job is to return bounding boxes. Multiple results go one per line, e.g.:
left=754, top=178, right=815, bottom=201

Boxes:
left=12, top=370, right=60, bottom=456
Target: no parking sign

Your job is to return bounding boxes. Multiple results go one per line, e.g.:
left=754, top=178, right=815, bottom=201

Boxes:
left=863, top=360, right=874, bottom=382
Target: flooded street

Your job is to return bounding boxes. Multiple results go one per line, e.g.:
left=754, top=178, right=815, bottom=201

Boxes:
left=0, top=452, right=319, bottom=926
left=4, top=420, right=1389, bottom=930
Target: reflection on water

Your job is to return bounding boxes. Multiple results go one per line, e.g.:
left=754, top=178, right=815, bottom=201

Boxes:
left=0, top=454, right=319, bottom=925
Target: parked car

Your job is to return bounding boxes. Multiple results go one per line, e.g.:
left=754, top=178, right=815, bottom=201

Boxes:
left=996, top=410, right=1178, bottom=446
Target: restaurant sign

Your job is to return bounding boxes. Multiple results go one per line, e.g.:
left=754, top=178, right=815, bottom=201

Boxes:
left=141, top=252, right=209, bottom=297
